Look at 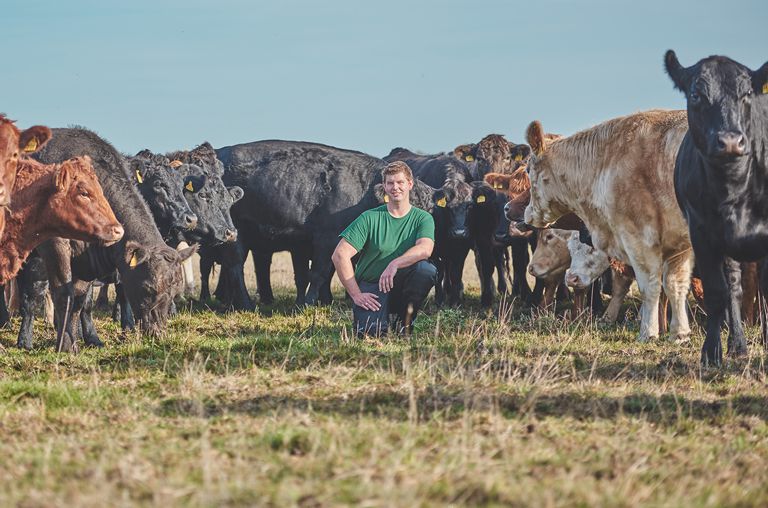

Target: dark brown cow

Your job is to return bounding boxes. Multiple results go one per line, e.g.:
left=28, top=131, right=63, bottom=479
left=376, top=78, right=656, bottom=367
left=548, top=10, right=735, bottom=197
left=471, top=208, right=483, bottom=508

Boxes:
left=0, top=115, right=52, bottom=236
left=454, top=134, right=532, bottom=179
left=0, top=156, right=123, bottom=284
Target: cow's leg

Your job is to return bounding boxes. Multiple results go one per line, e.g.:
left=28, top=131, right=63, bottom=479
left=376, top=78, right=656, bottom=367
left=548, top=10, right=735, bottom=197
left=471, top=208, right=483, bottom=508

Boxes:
left=724, top=257, right=747, bottom=357
left=16, top=275, right=36, bottom=350
left=741, top=261, right=758, bottom=326
left=432, top=256, right=446, bottom=307
left=494, top=246, right=510, bottom=295
left=80, top=284, right=104, bottom=347
left=541, top=279, right=558, bottom=311
left=446, top=246, right=470, bottom=307
left=252, top=249, right=275, bottom=305
left=116, top=283, right=135, bottom=331
left=696, top=247, right=728, bottom=366
left=662, top=250, right=693, bottom=343
left=760, top=258, right=768, bottom=350
left=0, top=283, right=10, bottom=328
left=199, top=251, right=215, bottom=302
left=603, top=267, right=633, bottom=323
left=95, top=283, right=110, bottom=311
left=632, top=265, right=662, bottom=342
left=572, top=287, right=586, bottom=319
left=474, top=240, right=496, bottom=308
left=305, top=238, right=336, bottom=306
left=510, top=238, right=532, bottom=302
left=291, top=250, right=311, bottom=307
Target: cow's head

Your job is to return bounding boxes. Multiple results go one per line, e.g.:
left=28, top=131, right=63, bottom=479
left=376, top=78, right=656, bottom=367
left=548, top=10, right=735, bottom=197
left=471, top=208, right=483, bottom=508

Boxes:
left=0, top=116, right=51, bottom=207
left=131, top=151, right=198, bottom=239
left=454, top=135, right=531, bottom=179
left=665, top=50, right=768, bottom=162
left=523, top=120, right=570, bottom=228
left=44, top=156, right=124, bottom=246
left=485, top=170, right=533, bottom=240
left=171, top=150, right=240, bottom=246
left=122, top=241, right=198, bottom=335
left=564, top=231, right=610, bottom=289
left=527, top=228, right=571, bottom=279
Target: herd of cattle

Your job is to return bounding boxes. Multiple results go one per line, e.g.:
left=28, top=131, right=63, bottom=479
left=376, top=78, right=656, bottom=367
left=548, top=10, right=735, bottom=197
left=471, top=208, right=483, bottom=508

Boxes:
left=0, top=51, right=765, bottom=366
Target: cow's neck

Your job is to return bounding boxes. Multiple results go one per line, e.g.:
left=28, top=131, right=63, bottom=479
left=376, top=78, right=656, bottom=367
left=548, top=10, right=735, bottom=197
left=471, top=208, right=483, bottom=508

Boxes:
left=0, top=173, right=55, bottom=284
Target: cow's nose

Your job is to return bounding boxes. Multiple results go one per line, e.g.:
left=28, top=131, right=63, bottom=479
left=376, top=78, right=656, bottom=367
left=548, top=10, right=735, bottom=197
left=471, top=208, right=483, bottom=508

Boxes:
left=528, top=264, right=536, bottom=276
left=716, top=131, right=746, bottom=156
left=503, top=202, right=510, bottom=215
left=111, top=225, right=125, bottom=241
left=566, top=272, right=579, bottom=287
left=184, top=213, right=198, bottom=230
left=225, top=229, right=238, bottom=242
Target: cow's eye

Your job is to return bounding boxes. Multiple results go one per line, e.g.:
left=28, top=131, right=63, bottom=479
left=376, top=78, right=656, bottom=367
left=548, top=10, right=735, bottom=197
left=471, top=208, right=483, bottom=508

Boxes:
left=689, top=90, right=702, bottom=106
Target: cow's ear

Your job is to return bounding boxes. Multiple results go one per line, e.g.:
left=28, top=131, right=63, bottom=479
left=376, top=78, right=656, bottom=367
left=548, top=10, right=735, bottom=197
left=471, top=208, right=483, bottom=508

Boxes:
left=228, top=186, right=244, bottom=203
left=127, top=160, right=146, bottom=185
left=124, top=241, right=150, bottom=269
left=54, top=160, right=74, bottom=193
left=184, top=175, right=205, bottom=193
left=664, top=49, right=689, bottom=93
left=510, top=143, right=532, bottom=163
left=526, top=121, right=547, bottom=156
left=18, top=125, right=52, bottom=154
left=178, top=243, right=199, bottom=262
left=374, top=183, right=386, bottom=203
left=752, top=61, right=768, bottom=95
left=454, top=143, right=477, bottom=163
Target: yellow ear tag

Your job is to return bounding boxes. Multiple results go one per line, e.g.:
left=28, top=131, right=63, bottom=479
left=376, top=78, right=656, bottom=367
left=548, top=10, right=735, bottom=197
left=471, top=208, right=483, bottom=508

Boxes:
left=135, top=170, right=144, bottom=184
left=23, top=138, right=38, bottom=153
left=514, top=154, right=523, bottom=162
left=436, top=197, right=447, bottom=208
left=476, top=195, right=486, bottom=204
left=129, top=253, right=139, bottom=268
left=169, top=160, right=183, bottom=168
left=383, top=195, right=389, bottom=203
left=186, top=181, right=194, bottom=192
left=763, top=82, right=768, bottom=94
left=465, top=155, right=474, bottom=162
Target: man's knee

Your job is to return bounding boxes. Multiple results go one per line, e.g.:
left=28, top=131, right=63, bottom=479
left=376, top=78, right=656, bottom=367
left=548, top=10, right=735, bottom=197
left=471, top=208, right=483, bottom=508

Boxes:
left=412, top=260, right=437, bottom=284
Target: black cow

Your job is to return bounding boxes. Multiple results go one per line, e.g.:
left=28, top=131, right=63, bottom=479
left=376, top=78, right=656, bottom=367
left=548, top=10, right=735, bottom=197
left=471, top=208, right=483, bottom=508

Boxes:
left=31, top=128, right=196, bottom=351
left=665, top=50, right=768, bottom=366
left=214, top=140, right=385, bottom=306
left=130, top=150, right=199, bottom=240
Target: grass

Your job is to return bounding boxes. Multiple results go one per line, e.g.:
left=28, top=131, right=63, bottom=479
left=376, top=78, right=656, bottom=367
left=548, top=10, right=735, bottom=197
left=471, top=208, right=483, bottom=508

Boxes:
left=0, top=253, right=767, bottom=507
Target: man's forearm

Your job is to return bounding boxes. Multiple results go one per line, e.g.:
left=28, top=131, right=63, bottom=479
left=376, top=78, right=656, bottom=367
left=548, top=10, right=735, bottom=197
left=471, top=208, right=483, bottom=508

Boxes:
left=332, top=253, right=363, bottom=297
left=390, top=244, right=432, bottom=270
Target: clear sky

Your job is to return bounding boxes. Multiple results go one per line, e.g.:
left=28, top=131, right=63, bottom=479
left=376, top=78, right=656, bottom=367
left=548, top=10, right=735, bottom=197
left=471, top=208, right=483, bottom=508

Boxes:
left=3, top=0, right=766, bottom=158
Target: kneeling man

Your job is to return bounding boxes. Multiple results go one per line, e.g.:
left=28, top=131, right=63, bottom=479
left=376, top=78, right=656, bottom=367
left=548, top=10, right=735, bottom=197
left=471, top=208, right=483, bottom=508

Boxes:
left=332, top=161, right=437, bottom=337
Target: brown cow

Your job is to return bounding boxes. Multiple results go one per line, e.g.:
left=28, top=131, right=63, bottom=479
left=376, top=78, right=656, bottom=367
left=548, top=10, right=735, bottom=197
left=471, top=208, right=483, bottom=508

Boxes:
left=0, top=156, right=123, bottom=284
left=524, top=110, right=693, bottom=343
left=0, top=115, right=52, bottom=236
left=454, top=134, right=532, bottom=178
left=526, top=228, right=588, bottom=315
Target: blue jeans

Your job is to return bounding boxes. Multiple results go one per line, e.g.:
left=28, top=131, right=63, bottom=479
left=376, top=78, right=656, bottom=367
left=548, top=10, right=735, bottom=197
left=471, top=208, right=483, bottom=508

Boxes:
left=353, top=260, right=437, bottom=338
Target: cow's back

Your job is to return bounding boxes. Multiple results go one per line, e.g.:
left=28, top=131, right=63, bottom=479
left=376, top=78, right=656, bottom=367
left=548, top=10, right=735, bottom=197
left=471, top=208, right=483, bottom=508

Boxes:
left=216, top=140, right=384, bottom=233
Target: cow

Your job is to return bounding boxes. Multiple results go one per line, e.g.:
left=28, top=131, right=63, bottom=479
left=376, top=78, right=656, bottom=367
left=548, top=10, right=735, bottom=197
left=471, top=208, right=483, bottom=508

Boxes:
left=453, top=134, right=531, bottom=179
left=523, top=110, right=693, bottom=343
left=130, top=150, right=199, bottom=240
left=0, top=115, right=52, bottom=237
left=0, top=156, right=123, bottom=349
left=32, top=128, right=196, bottom=352
left=213, top=140, right=385, bottom=307
left=664, top=50, right=768, bottom=365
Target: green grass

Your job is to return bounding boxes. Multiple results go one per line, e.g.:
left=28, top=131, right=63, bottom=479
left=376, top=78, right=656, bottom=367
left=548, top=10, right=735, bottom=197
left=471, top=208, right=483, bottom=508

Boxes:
left=1, top=284, right=768, bottom=507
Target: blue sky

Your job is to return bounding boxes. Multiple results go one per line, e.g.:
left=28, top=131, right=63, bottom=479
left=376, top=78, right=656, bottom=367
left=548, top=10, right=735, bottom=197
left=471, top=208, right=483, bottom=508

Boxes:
left=3, top=0, right=766, bottom=157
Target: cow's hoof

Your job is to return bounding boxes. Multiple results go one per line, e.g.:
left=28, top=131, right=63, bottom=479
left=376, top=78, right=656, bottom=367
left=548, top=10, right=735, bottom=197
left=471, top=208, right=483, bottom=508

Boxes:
left=84, top=337, right=105, bottom=348
left=636, top=333, right=657, bottom=343
left=727, top=344, right=748, bottom=358
left=16, top=340, right=32, bottom=351
left=669, top=334, right=691, bottom=346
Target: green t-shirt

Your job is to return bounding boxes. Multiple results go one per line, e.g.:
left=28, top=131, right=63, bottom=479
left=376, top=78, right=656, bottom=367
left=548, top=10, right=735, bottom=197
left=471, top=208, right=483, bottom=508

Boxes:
left=340, top=205, right=435, bottom=283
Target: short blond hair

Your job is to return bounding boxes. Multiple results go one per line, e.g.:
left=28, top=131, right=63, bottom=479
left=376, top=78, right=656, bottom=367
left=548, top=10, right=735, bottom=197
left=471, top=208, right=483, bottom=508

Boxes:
left=381, top=160, right=414, bottom=183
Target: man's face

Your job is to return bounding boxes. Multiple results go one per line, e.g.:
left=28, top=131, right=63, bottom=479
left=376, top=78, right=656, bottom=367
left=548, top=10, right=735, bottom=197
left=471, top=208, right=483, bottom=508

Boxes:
left=383, top=172, right=413, bottom=204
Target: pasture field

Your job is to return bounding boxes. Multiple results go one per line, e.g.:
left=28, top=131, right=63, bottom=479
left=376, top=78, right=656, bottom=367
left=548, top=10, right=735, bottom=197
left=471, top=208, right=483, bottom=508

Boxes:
left=1, top=253, right=767, bottom=507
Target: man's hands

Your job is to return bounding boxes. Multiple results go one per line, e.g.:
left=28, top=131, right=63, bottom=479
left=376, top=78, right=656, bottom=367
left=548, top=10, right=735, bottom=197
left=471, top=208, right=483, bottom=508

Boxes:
left=351, top=292, right=381, bottom=311
left=379, top=262, right=398, bottom=293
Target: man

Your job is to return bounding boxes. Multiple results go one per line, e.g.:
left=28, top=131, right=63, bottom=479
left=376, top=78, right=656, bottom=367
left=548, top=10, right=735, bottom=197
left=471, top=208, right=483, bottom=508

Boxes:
left=332, top=161, right=437, bottom=337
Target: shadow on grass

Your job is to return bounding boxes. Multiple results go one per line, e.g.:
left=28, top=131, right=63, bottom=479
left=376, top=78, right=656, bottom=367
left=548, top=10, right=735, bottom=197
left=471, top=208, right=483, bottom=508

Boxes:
left=157, top=388, right=768, bottom=427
